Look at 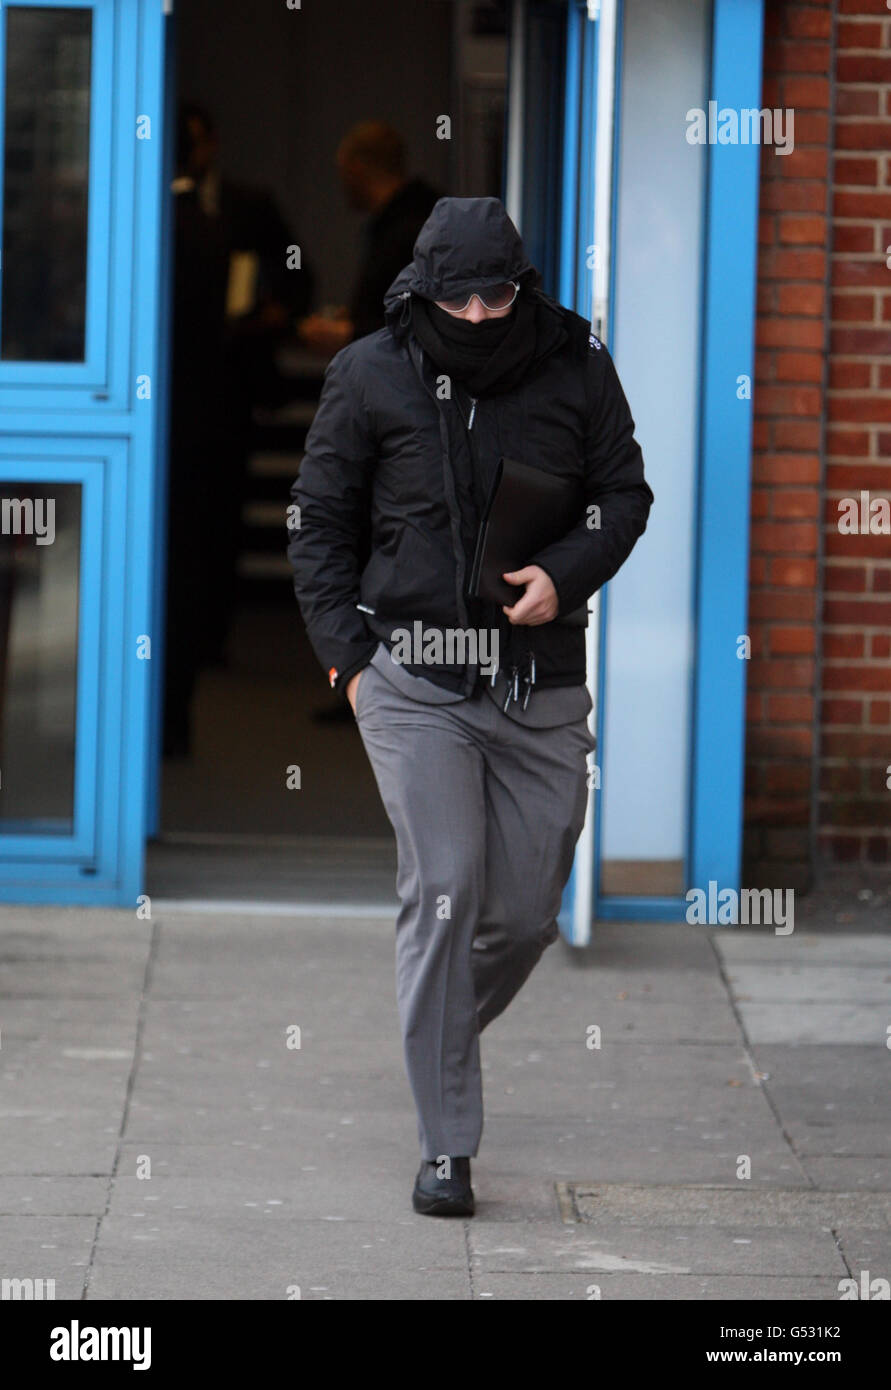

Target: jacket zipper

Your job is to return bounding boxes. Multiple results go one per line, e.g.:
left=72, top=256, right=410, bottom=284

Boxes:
left=460, top=390, right=510, bottom=694
left=407, top=343, right=475, bottom=694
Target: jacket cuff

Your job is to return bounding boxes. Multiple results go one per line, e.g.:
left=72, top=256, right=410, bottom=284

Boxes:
left=534, top=559, right=581, bottom=619
left=329, top=643, right=378, bottom=695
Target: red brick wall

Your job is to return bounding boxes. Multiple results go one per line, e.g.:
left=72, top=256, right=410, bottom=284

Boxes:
left=745, top=0, right=891, bottom=884
left=745, top=0, right=832, bottom=888
left=821, top=0, right=891, bottom=866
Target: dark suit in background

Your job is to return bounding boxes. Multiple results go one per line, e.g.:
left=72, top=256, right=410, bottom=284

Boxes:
left=349, top=177, right=440, bottom=339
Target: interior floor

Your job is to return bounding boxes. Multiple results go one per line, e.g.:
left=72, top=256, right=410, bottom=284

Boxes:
left=146, top=834, right=397, bottom=906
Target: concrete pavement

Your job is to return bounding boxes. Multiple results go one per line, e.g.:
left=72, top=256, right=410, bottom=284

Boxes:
left=0, top=900, right=889, bottom=1300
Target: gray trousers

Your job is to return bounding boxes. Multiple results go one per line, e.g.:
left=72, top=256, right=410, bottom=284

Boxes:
left=354, top=649, right=596, bottom=1159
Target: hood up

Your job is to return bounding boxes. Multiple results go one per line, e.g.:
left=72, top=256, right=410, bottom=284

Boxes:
left=383, top=196, right=541, bottom=335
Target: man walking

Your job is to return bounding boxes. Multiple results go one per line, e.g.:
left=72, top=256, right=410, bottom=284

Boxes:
left=288, top=197, right=653, bottom=1216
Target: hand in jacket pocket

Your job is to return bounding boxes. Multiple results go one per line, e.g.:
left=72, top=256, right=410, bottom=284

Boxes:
left=346, top=669, right=364, bottom=714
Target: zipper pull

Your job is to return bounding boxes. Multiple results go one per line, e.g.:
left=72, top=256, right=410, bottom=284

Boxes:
left=502, top=666, right=517, bottom=712
left=521, top=654, right=536, bottom=710
left=399, top=291, right=411, bottom=327
left=468, top=397, right=477, bottom=430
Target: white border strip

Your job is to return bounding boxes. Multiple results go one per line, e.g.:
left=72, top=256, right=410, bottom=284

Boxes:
left=505, top=0, right=526, bottom=225
left=574, top=0, right=619, bottom=948
left=591, top=0, right=617, bottom=340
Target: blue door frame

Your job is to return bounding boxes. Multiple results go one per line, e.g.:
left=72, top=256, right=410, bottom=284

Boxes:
left=0, top=0, right=762, bottom=911
left=687, top=0, right=764, bottom=904
left=0, top=0, right=167, bottom=905
left=553, top=0, right=764, bottom=931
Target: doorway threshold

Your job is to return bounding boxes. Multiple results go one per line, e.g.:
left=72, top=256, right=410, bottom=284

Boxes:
left=146, top=832, right=398, bottom=912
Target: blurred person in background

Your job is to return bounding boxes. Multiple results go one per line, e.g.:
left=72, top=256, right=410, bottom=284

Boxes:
left=299, top=121, right=440, bottom=353
left=165, top=105, right=314, bottom=755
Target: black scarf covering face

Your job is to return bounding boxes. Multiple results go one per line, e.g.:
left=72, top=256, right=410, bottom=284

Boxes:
left=411, top=292, right=539, bottom=397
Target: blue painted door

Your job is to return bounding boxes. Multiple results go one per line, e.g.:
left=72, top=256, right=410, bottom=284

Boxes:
left=508, top=0, right=764, bottom=939
left=0, top=0, right=167, bottom=905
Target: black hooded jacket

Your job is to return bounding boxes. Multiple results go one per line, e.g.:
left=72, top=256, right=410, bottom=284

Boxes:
left=288, top=197, right=654, bottom=698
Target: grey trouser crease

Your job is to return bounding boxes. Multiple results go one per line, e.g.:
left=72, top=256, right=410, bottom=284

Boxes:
left=354, top=657, right=595, bottom=1160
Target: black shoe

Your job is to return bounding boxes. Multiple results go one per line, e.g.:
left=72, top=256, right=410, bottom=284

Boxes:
left=412, top=1157, right=475, bottom=1217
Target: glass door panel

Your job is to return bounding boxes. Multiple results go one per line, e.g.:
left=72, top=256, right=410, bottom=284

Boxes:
left=0, top=448, right=105, bottom=863
left=0, top=0, right=118, bottom=403
left=0, top=481, right=81, bottom=832
left=517, top=0, right=567, bottom=294
left=598, top=0, right=710, bottom=899
left=1, top=7, right=92, bottom=362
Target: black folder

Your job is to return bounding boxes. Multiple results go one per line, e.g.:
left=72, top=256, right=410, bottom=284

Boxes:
left=467, top=457, right=589, bottom=626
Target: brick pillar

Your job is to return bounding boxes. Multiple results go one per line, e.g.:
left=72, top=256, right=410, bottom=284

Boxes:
left=821, top=0, right=891, bottom=867
left=745, top=0, right=832, bottom=891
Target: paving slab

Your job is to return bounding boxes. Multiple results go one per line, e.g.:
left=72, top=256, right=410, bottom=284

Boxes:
left=561, top=1182, right=891, bottom=1229
left=1, top=1072, right=133, bottom=1117
left=141, top=994, right=400, bottom=1043
left=114, top=1126, right=423, bottom=1181
left=488, top=998, right=739, bottom=1044
left=0, top=998, right=141, bottom=1036
left=801, top=1158, right=891, bottom=1191
left=0, top=1177, right=109, bottom=1216
left=130, top=1073, right=414, bottom=1122
left=106, top=1172, right=421, bottom=1225
left=479, top=1118, right=805, bottom=1187
left=714, top=932, right=891, bottom=966
left=87, top=1213, right=469, bottom=1300
left=477, top=1041, right=771, bottom=1123
left=723, top=963, right=891, bottom=1003
left=505, top=958, right=730, bottom=1002
left=0, top=1215, right=97, bottom=1298
left=0, top=968, right=146, bottom=1000
left=486, top=1034, right=753, bottom=1079
left=136, top=1027, right=407, bottom=1077
left=754, top=1045, right=890, bottom=1108
left=0, top=1121, right=121, bottom=1177
left=733, top=1003, right=889, bottom=1045
left=0, top=912, right=150, bottom=1000
left=122, top=1101, right=420, bottom=1150
left=148, top=914, right=393, bottom=1005
left=470, top=1273, right=847, bottom=1300
left=284, top=1271, right=471, bottom=1299
left=0, top=905, right=151, bottom=949
left=467, top=1223, right=847, bottom=1276
left=574, top=922, right=721, bottom=967
left=780, top=1121, right=891, bottom=1159
left=834, top=1227, right=891, bottom=1273
left=748, top=1047, right=889, bottom=1161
